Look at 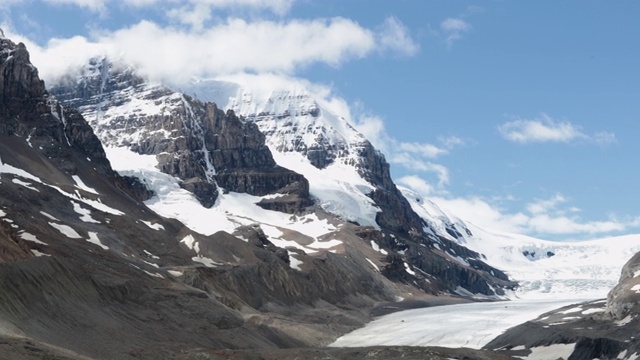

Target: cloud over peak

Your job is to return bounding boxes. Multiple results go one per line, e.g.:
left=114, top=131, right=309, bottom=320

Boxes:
left=5, top=13, right=418, bottom=86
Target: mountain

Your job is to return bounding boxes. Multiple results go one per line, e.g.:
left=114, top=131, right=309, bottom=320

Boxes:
left=49, top=56, right=517, bottom=298
left=5, top=30, right=640, bottom=359
left=0, top=31, right=520, bottom=360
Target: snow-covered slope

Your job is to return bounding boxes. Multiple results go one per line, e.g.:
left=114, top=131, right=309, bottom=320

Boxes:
left=402, top=187, right=640, bottom=299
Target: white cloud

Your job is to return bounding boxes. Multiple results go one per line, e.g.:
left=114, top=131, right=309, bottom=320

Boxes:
left=399, top=183, right=639, bottom=238
left=498, top=114, right=585, bottom=143
left=398, top=142, right=448, bottom=159
left=167, top=3, right=213, bottom=31
left=398, top=175, right=435, bottom=195
left=498, top=113, right=615, bottom=145
left=440, top=17, right=471, bottom=49
left=377, top=16, right=420, bottom=56
left=526, top=194, right=566, bottom=215
left=5, top=13, right=419, bottom=85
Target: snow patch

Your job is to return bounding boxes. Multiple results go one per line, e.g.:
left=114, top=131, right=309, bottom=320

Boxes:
left=72, top=201, right=100, bottom=223
left=12, top=178, right=38, bottom=191
left=141, top=220, right=165, bottom=230
left=49, top=222, right=82, bottom=239
left=72, top=175, right=99, bottom=194
left=523, top=343, right=575, bottom=360
left=40, top=211, right=59, bottom=221
left=19, top=231, right=47, bottom=245
left=371, top=240, right=388, bottom=255
left=31, top=249, right=50, bottom=257
left=86, top=232, right=108, bottom=250
left=192, top=256, right=220, bottom=267
left=288, top=251, right=304, bottom=271
left=180, top=235, right=198, bottom=252
left=366, top=258, right=379, bottom=272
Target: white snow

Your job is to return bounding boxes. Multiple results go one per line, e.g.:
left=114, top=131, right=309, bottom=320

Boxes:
left=404, top=262, right=416, bottom=276
left=582, top=308, right=605, bottom=315
left=180, top=235, right=198, bottom=251
left=370, top=240, right=388, bottom=255
left=86, top=231, right=108, bottom=250
left=141, top=220, right=164, bottom=230
left=40, top=211, right=59, bottom=221
left=307, top=238, right=342, bottom=250
left=366, top=258, right=379, bottom=271
left=331, top=299, right=582, bottom=349
left=72, top=175, right=99, bottom=194
left=30, top=249, right=50, bottom=257
left=0, top=210, right=5, bottom=217
left=522, top=343, right=576, bottom=360
left=631, top=284, right=640, bottom=293
left=288, top=251, right=304, bottom=271
left=12, top=178, right=38, bottom=191
left=143, top=250, right=160, bottom=259
left=191, top=255, right=220, bottom=267
left=19, top=231, right=47, bottom=245
left=168, top=270, right=183, bottom=277
left=49, top=222, right=82, bottom=239
left=72, top=201, right=100, bottom=223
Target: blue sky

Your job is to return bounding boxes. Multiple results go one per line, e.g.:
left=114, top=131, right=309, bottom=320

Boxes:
left=2, top=0, right=639, bottom=240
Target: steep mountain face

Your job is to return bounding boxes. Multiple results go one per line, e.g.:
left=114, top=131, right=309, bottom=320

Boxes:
left=50, top=58, right=518, bottom=298
left=0, top=32, right=448, bottom=360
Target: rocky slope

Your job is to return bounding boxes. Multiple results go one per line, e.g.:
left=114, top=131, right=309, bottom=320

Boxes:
left=50, top=58, right=516, bottom=298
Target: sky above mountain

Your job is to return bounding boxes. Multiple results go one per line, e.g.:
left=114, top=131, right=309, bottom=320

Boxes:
left=1, top=0, right=639, bottom=240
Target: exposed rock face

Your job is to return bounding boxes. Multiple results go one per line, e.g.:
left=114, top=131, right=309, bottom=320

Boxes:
left=606, top=251, right=640, bottom=320
left=50, top=59, right=312, bottom=211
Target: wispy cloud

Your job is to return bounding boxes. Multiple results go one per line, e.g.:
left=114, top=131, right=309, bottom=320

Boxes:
left=440, top=17, right=471, bottom=49
left=498, top=113, right=616, bottom=145
left=377, top=16, right=420, bottom=56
